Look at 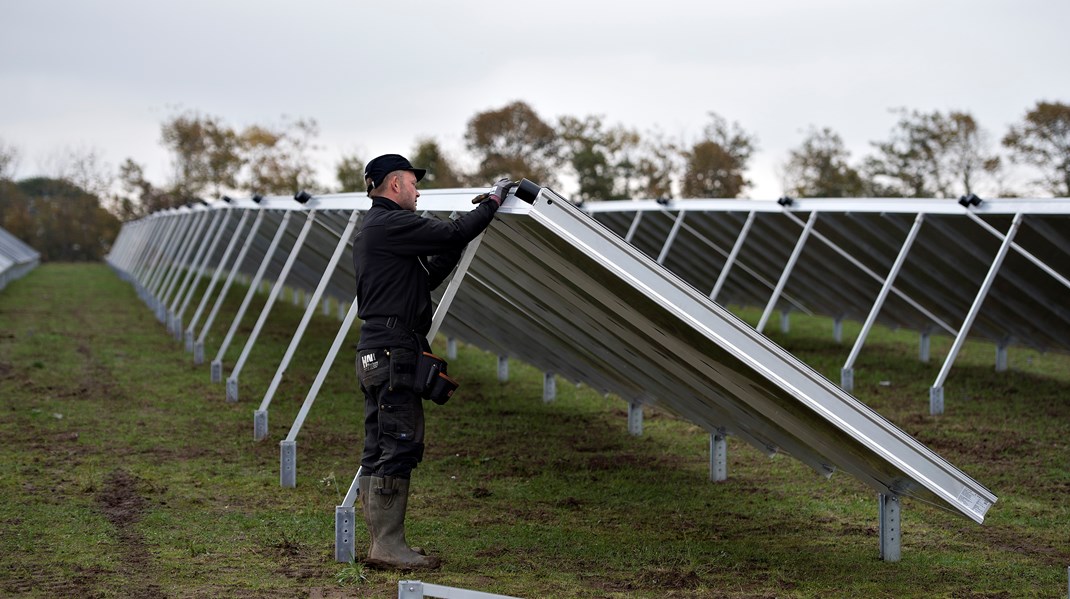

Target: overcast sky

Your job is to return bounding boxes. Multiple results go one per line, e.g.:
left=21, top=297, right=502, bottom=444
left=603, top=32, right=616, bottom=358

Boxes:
left=2, top=0, right=1068, bottom=199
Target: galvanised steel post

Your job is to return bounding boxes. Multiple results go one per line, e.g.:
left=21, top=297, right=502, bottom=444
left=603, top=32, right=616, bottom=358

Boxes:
left=930, top=212, right=1024, bottom=414
left=758, top=211, right=817, bottom=333
left=656, top=210, right=686, bottom=265
left=709, top=210, right=756, bottom=303
left=841, top=213, right=925, bottom=392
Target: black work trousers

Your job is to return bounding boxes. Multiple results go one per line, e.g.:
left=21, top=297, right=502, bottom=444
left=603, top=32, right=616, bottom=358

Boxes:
left=357, top=346, right=425, bottom=478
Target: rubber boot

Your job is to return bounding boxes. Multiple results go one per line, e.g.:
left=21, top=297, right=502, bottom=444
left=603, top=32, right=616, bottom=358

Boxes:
left=358, top=475, right=375, bottom=558
left=365, top=475, right=441, bottom=570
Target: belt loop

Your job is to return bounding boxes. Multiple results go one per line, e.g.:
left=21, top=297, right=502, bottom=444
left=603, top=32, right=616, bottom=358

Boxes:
left=386, top=316, right=397, bottom=329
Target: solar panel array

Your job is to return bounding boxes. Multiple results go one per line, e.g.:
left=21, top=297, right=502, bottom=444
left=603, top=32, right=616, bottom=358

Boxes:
left=106, top=187, right=1014, bottom=562
left=585, top=198, right=1070, bottom=411
left=0, top=225, right=39, bottom=291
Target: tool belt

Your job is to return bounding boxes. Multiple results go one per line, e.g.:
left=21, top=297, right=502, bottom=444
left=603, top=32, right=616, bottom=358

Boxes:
left=363, top=315, right=459, bottom=405
left=415, top=351, right=459, bottom=405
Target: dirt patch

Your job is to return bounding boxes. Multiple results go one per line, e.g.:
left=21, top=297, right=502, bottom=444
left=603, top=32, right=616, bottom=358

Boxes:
left=96, top=468, right=166, bottom=598
left=0, top=563, right=109, bottom=598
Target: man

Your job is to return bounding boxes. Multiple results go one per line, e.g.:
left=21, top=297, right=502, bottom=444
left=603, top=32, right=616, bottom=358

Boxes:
left=353, top=153, right=511, bottom=570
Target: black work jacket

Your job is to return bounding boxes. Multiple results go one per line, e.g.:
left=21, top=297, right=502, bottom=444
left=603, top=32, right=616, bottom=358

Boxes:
left=353, top=196, right=499, bottom=350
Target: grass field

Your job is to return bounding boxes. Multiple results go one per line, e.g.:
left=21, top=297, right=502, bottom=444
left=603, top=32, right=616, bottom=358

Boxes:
left=1, top=263, right=1068, bottom=598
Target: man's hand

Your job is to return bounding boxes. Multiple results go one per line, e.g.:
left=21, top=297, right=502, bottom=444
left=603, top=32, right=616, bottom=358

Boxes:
left=490, top=178, right=514, bottom=203
left=471, top=178, right=514, bottom=206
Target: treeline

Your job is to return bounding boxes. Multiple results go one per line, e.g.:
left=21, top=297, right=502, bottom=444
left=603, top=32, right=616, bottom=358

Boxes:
left=0, top=100, right=1068, bottom=261
left=125, top=100, right=1070, bottom=209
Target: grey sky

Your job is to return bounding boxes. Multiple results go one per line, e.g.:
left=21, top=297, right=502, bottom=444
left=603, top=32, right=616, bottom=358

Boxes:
left=2, top=0, right=1068, bottom=199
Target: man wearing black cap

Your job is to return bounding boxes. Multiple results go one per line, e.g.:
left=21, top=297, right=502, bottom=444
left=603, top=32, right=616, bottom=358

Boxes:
left=353, top=153, right=511, bottom=570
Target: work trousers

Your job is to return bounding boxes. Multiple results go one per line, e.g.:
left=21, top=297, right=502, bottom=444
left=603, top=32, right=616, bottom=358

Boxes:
left=357, top=346, right=425, bottom=478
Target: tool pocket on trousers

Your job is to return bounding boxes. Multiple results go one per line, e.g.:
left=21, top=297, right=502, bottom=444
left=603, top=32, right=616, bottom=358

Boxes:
left=388, top=347, right=417, bottom=392
left=379, top=402, right=417, bottom=441
left=356, top=349, right=390, bottom=391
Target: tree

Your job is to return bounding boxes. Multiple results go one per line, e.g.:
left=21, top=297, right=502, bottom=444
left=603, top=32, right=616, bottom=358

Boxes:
left=680, top=113, right=757, bottom=198
left=557, top=115, right=640, bottom=201
left=0, top=138, right=20, bottom=181
left=617, top=129, right=677, bottom=200
left=0, top=178, right=120, bottom=261
left=411, top=139, right=466, bottom=189
left=781, top=127, right=866, bottom=197
left=240, top=117, right=321, bottom=195
left=160, top=111, right=242, bottom=201
left=863, top=108, right=1000, bottom=198
left=1002, top=100, right=1070, bottom=197
left=114, top=158, right=178, bottom=219
left=335, top=153, right=365, bottom=193
left=465, top=101, right=560, bottom=186
left=38, top=144, right=114, bottom=199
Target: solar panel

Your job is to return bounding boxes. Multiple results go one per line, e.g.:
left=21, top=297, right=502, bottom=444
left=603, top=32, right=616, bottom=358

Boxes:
left=0, top=225, right=40, bottom=290
left=105, top=188, right=1010, bottom=563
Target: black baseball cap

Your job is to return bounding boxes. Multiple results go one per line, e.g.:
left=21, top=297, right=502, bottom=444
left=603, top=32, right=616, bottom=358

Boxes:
left=364, top=154, right=427, bottom=192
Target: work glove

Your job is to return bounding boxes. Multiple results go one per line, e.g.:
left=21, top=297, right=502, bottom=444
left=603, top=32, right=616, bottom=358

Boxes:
left=471, top=178, right=514, bottom=206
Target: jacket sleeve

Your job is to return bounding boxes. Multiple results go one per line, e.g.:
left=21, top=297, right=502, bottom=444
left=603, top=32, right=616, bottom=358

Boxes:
left=384, top=199, right=499, bottom=256
left=426, top=246, right=465, bottom=290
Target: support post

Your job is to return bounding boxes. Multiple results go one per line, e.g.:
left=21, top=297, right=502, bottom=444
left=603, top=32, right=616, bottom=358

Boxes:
left=833, top=317, right=843, bottom=344
left=779, top=309, right=790, bottom=334
left=919, top=330, right=931, bottom=363
left=929, top=386, right=944, bottom=415
left=227, top=376, right=239, bottom=404
left=656, top=210, right=686, bottom=265
left=447, top=338, right=457, bottom=360
left=628, top=401, right=643, bottom=436
left=623, top=210, right=643, bottom=243
left=281, top=300, right=361, bottom=485
left=336, top=469, right=362, bottom=562
left=758, top=211, right=817, bottom=333
left=254, top=409, right=268, bottom=440
left=842, top=213, right=926, bottom=393
left=280, top=440, right=296, bottom=488
left=841, top=367, right=854, bottom=392
left=543, top=372, right=556, bottom=403
left=710, top=211, right=756, bottom=302
left=879, top=493, right=901, bottom=562
left=497, top=355, right=509, bottom=382
left=931, top=213, right=1023, bottom=414
left=426, top=229, right=485, bottom=343
left=995, top=341, right=1009, bottom=372
left=335, top=505, right=356, bottom=563
left=710, top=430, right=727, bottom=482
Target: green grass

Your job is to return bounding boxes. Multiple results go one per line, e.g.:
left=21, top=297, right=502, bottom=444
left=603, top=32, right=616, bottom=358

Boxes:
left=1, top=263, right=1067, bottom=598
